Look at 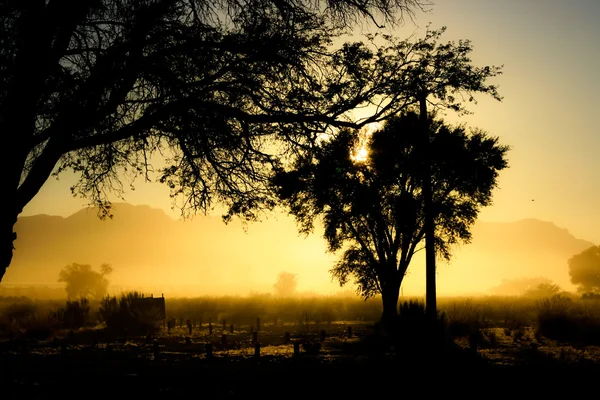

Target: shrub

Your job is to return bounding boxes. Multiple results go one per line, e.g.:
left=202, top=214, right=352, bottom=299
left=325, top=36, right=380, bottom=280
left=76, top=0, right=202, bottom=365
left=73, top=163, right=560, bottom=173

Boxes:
left=99, top=292, right=163, bottom=335
left=61, top=299, right=90, bottom=329
left=536, top=295, right=600, bottom=344
left=394, top=300, right=450, bottom=356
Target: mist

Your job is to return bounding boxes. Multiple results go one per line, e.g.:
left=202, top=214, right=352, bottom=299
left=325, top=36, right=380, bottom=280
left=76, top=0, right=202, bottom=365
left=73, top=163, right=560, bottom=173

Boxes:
left=1, top=203, right=593, bottom=300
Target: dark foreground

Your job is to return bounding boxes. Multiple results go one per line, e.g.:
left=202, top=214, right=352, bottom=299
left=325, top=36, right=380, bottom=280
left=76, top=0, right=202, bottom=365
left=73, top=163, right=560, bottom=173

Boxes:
left=2, top=347, right=599, bottom=399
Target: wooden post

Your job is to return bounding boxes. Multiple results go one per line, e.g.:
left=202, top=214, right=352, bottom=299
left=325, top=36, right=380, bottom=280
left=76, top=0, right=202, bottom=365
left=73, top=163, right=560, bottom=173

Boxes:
left=187, top=320, right=192, bottom=335
left=293, top=342, right=300, bottom=356
left=206, top=343, right=213, bottom=358
left=284, top=332, right=290, bottom=343
left=254, top=343, right=260, bottom=358
left=153, top=340, right=159, bottom=360
left=230, top=324, right=234, bottom=334
left=347, top=326, right=352, bottom=338
left=221, top=334, right=227, bottom=346
left=185, top=336, right=191, bottom=345
left=252, top=331, right=258, bottom=344
left=222, top=319, right=226, bottom=332
left=256, top=317, right=260, bottom=332
left=209, top=319, right=213, bottom=335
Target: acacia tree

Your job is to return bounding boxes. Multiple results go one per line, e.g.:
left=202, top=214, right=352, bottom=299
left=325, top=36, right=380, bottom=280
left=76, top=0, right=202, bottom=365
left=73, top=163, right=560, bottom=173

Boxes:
left=273, top=271, right=299, bottom=297
left=1, top=0, right=429, bottom=281
left=58, top=262, right=113, bottom=299
left=569, top=246, right=600, bottom=293
left=273, top=112, right=509, bottom=326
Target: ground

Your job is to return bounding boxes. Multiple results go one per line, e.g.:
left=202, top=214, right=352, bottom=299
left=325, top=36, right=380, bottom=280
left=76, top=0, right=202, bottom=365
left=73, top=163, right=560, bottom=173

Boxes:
left=2, top=320, right=600, bottom=398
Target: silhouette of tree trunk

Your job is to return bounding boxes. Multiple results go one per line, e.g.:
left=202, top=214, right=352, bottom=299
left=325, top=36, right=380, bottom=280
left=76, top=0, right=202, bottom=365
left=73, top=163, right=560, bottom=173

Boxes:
left=419, top=93, right=437, bottom=321
left=381, top=276, right=401, bottom=327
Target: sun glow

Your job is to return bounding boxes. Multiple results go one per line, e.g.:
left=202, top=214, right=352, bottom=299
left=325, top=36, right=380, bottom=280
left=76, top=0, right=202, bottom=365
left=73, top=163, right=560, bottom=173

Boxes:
left=350, top=122, right=380, bottom=163
left=351, top=146, right=369, bottom=162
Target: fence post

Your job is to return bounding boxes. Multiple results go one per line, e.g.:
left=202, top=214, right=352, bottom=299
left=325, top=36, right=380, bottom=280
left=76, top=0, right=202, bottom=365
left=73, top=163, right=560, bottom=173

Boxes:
left=254, top=343, right=260, bottom=358
left=293, top=342, right=300, bottom=356
left=153, top=340, right=159, bottom=361
left=256, top=317, right=260, bottom=332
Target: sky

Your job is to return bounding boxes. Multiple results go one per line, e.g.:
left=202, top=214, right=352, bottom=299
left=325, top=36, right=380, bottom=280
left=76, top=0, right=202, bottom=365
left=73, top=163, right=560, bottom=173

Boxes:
left=16, top=0, right=600, bottom=294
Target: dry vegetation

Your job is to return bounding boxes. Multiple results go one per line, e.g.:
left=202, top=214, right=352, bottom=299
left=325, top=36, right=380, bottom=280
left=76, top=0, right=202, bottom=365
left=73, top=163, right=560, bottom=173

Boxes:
left=1, top=292, right=600, bottom=396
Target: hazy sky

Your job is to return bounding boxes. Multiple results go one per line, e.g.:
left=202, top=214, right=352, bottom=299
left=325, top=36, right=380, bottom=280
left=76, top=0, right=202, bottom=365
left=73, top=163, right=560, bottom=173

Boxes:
left=22, top=0, right=600, bottom=248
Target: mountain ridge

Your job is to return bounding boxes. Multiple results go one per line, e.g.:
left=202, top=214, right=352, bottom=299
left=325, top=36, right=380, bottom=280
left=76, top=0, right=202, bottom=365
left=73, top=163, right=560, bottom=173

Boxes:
left=5, top=203, right=596, bottom=296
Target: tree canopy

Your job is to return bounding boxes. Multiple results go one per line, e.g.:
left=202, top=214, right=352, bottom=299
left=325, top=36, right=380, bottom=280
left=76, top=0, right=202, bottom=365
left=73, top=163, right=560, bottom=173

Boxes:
left=273, top=112, right=509, bottom=322
left=569, top=245, right=600, bottom=293
left=1, top=0, right=430, bottom=281
left=58, top=262, right=113, bottom=299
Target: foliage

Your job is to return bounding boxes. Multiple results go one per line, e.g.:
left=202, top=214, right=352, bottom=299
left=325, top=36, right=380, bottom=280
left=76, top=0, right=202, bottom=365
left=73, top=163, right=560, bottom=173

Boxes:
left=61, top=299, right=91, bottom=329
left=274, top=112, right=508, bottom=322
left=58, top=263, right=113, bottom=300
left=273, top=271, right=299, bottom=297
left=99, top=291, right=163, bottom=335
left=568, top=245, right=600, bottom=293
left=536, top=295, right=600, bottom=345
left=1, top=0, right=428, bottom=282
left=489, top=276, right=557, bottom=296
left=522, top=282, right=562, bottom=299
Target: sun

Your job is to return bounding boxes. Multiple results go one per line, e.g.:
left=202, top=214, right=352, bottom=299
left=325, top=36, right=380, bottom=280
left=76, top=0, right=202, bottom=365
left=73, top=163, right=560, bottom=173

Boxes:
left=351, top=146, right=369, bottom=163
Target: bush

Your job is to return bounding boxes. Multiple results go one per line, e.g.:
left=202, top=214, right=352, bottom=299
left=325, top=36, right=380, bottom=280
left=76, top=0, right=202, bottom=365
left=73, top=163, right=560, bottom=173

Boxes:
left=393, top=300, right=451, bottom=356
left=99, top=292, right=163, bottom=335
left=536, top=295, right=600, bottom=344
left=61, top=299, right=90, bottom=329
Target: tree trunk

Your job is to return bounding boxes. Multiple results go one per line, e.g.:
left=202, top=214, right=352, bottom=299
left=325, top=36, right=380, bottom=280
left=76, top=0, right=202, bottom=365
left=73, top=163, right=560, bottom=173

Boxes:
left=0, top=208, right=19, bottom=282
left=380, top=281, right=401, bottom=333
left=419, top=94, right=437, bottom=322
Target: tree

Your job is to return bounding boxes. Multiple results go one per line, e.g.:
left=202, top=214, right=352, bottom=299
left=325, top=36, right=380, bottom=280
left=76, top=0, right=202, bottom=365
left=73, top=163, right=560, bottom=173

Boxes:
left=273, top=271, right=299, bottom=297
left=1, top=0, right=428, bottom=282
left=58, top=262, right=113, bottom=299
left=569, top=245, right=600, bottom=293
left=273, top=112, right=508, bottom=326
left=489, top=277, right=556, bottom=296
left=522, top=282, right=562, bottom=299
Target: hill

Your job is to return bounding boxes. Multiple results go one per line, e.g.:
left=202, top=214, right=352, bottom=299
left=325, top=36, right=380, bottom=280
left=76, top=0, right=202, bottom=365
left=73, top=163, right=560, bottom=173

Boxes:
left=3, top=203, right=596, bottom=296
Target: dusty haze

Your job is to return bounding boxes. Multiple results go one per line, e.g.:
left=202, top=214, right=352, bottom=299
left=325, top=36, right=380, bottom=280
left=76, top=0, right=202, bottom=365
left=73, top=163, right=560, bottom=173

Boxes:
left=3, top=203, right=595, bottom=298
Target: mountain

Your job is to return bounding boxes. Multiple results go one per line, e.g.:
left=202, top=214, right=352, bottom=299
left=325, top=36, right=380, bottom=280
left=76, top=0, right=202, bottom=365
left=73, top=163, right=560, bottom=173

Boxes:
left=419, top=218, right=596, bottom=295
left=3, top=203, right=596, bottom=296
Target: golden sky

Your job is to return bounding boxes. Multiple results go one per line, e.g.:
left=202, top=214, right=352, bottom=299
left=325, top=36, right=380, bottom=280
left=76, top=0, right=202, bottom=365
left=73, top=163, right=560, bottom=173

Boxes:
left=16, top=0, right=600, bottom=296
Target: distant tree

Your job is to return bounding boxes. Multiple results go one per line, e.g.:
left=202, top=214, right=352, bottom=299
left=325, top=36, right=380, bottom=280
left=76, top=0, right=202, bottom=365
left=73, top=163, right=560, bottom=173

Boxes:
left=522, top=282, right=562, bottom=299
left=273, top=272, right=299, bottom=297
left=274, top=112, right=509, bottom=327
left=58, top=263, right=113, bottom=300
left=569, top=245, right=600, bottom=293
left=489, top=277, right=555, bottom=296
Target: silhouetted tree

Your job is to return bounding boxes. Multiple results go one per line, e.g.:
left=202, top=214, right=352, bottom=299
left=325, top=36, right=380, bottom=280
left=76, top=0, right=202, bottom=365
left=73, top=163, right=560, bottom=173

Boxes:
left=274, top=112, right=509, bottom=327
left=58, top=262, right=113, bottom=299
left=273, top=271, right=299, bottom=297
left=489, top=277, right=556, bottom=296
left=0, top=0, right=429, bottom=282
left=569, top=246, right=600, bottom=293
left=385, top=26, right=503, bottom=319
left=522, top=282, right=562, bottom=299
